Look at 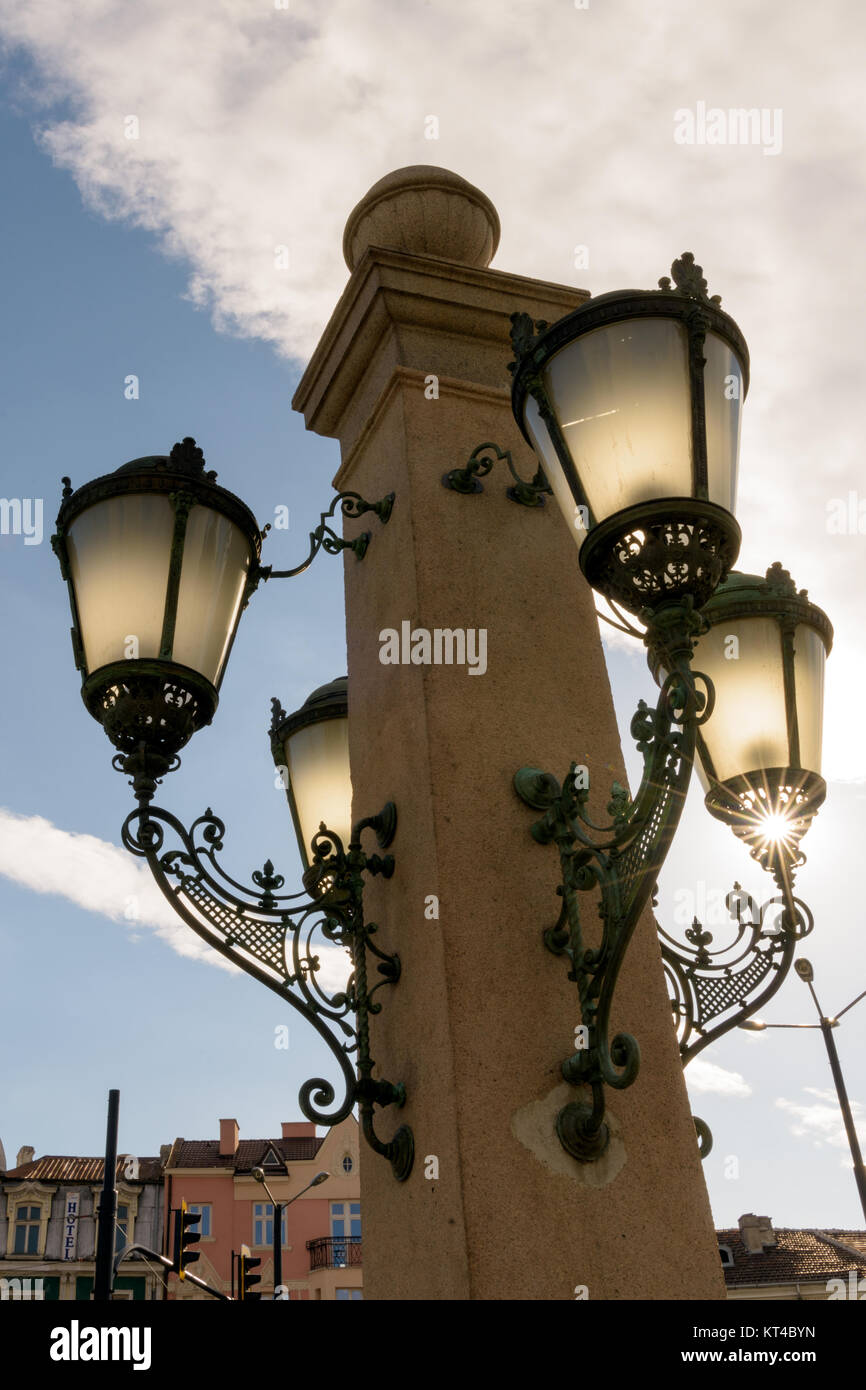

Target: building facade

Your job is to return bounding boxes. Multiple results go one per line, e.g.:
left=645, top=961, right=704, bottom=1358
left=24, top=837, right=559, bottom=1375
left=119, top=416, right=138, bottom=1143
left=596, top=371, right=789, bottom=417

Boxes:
left=164, top=1116, right=362, bottom=1300
left=1, top=1147, right=165, bottom=1300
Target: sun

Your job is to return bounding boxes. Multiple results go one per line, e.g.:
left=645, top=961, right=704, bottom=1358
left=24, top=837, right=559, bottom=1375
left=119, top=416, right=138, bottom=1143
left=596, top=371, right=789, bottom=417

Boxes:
left=757, top=811, right=795, bottom=848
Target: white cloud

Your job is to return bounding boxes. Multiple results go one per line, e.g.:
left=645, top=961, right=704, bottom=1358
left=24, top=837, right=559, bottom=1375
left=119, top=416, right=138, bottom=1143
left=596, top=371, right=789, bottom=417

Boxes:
left=1, top=0, right=864, bottom=779
left=685, top=1058, right=752, bottom=1098
left=776, top=1087, right=866, bottom=1156
left=0, top=807, right=351, bottom=991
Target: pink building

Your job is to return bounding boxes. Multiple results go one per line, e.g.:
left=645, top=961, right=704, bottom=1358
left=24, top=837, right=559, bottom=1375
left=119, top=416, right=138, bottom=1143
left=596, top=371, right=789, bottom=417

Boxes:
left=163, top=1116, right=361, bottom=1301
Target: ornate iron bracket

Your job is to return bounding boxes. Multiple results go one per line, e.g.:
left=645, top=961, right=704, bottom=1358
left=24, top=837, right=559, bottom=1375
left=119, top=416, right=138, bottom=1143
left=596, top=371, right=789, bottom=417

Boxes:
left=258, top=490, right=395, bottom=581
left=442, top=441, right=551, bottom=507
left=120, top=799, right=414, bottom=1182
left=513, top=601, right=714, bottom=1162
left=661, top=881, right=813, bottom=1160
left=662, top=882, right=814, bottom=1070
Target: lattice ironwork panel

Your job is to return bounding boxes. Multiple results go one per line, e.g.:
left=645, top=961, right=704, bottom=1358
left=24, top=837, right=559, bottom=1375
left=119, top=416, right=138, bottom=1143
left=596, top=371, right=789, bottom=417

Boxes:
left=690, top=950, right=777, bottom=1023
left=183, top=877, right=287, bottom=973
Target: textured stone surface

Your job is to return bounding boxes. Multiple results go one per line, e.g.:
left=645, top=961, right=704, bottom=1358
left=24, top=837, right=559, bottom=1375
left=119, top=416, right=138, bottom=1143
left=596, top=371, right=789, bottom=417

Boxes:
left=342, top=165, right=500, bottom=270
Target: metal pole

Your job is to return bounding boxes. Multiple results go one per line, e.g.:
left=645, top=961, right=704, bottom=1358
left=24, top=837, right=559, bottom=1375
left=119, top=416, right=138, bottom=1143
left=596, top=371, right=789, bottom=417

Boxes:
left=93, top=1089, right=120, bottom=1301
left=819, top=1019, right=866, bottom=1224
left=273, top=1204, right=283, bottom=1294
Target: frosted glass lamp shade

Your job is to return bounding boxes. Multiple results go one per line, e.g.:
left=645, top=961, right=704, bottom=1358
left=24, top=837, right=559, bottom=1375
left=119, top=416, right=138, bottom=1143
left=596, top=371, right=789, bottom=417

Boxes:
left=649, top=564, right=833, bottom=872
left=52, top=438, right=262, bottom=784
left=510, top=256, right=748, bottom=614
left=270, top=678, right=352, bottom=870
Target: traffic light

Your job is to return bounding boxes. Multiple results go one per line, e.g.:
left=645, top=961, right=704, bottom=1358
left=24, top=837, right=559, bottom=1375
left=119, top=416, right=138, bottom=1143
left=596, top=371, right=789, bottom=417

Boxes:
left=172, top=1201, right=201, bottom=1280
left=239, top=1243, right=262, bottom=1301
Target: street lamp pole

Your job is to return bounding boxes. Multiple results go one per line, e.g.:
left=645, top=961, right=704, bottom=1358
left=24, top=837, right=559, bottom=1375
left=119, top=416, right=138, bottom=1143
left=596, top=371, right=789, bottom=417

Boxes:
left=794, top=962, right=866, bottom=1223
left=252, top=1168, right=329, bottom=1298
left=93, top=1089, right=120, bottom=1302
left=819, top=1017, right=866, bottom=1222
left=743, top=961, right=866, bottom=1223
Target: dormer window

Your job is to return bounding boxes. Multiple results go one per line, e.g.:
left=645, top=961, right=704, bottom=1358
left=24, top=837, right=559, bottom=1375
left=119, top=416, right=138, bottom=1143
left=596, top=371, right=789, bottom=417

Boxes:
left=719, top=1246, right=734, bottom=1268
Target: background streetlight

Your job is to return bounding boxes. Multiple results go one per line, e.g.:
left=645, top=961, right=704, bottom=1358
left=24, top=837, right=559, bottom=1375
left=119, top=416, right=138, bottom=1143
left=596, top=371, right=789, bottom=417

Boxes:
left=251, top=1167, right=329, bottom=1298
left=741, top=958, right=866, bottom=1221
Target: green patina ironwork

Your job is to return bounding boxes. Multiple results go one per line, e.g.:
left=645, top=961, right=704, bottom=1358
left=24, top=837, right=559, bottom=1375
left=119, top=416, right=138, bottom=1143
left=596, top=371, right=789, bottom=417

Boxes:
left=442, top=440, right=552, bottom=507
left=514, top=599, right=715, bottom=1162
left=121, top=795, right=413, bottom=1183
left=661, top=881, right=814, bottom=1070
left=258, top=490, right=395, bottom=581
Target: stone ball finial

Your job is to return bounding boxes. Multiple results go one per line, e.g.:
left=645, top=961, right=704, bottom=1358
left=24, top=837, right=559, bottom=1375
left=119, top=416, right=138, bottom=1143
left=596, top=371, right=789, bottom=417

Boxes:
left=342, top=165, right=500, bottom=271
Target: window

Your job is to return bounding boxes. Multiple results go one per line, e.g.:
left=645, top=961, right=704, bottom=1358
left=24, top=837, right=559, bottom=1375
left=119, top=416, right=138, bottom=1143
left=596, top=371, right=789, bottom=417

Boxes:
left=185, top=1204, right=212, bottom=1238
left=114, top=1203, right=130, bottom=1256
left=330, top=1201, right=361, bottom=1239
left=330, top=1201, right=361, bottom=1267
left=253, top=1202, right=287, bottom=1247
left=719, top=1246, right=734, bottom=1268
left=92, top=1189, right=139, bottom=1260
left=13, top=1206, right=41, bottom=1256
left=336, top=1288, right=363, bottom=1300
left=341, top=1155, right=354, bottom=1174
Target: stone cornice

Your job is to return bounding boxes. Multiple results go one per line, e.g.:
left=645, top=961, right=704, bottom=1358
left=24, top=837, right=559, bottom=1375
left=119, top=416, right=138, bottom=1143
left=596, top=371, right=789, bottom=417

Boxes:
left=292, top=244, right=587, bottom=455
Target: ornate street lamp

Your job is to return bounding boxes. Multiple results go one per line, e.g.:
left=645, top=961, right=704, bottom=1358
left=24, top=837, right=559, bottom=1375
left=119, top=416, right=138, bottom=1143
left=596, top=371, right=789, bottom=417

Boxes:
left=270, top=678, right=352, bottom=876
left=509, top=252, right=747, bottom=615
left=52, top=436, right=393, bottom=807
left=502, top=256, right=831, bottom=1162
left=269, top=677, right=397, bottom=907
left=52, top=257, right=832, bottom=1177
left=687, top=563, right=832, bottom=887
left=651, top=565, right=832, bottom=1105
left=52, top=437, right=263, bottom=806
left=52, top=441, right=413, bottom=1182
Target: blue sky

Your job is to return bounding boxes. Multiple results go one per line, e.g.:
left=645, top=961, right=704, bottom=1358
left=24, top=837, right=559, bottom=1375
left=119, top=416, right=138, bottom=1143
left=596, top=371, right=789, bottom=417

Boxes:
left=1, top=0, right=864, bottom=1233
left=0, top=90, right=349, bottom=1167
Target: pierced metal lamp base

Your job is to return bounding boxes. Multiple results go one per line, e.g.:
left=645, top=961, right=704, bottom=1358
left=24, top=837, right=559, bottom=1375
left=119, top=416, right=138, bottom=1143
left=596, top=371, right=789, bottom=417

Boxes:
left=579, top=499, right=741, bottom=617
left=704, top=767, right=826, bottom=885
left=84, top=659, right=217, bottom=804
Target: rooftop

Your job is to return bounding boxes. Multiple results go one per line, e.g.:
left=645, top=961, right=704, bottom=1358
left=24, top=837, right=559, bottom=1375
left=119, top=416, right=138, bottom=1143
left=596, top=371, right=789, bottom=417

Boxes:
left=166, top=1136, right=323, bottom=1171
left=718, top=1220, right=866, bottom=1288
left=3, top=1156, right=163, bottom=1183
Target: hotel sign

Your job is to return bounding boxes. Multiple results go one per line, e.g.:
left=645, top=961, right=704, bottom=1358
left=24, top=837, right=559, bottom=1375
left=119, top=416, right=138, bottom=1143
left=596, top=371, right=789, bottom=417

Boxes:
left=62, top=1192, right=79, bottom=1261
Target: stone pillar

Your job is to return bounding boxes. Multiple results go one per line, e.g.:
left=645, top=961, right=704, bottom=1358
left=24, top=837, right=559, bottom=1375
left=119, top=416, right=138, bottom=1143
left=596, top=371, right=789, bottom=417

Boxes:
left=293, top=166, right=725, bottom=1301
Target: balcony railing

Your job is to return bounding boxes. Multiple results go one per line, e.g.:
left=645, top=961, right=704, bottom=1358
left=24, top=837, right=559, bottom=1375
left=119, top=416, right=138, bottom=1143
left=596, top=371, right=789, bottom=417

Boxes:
left=307, top=1236, right=362, bottom=1271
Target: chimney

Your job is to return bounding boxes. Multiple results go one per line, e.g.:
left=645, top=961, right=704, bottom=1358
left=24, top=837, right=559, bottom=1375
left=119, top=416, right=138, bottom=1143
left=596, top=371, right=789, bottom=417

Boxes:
left=281, top=1122, right=316, bottom=1139
left=16, top=1145, right=35, bottom=1169
left=219, top=1119, right=239, bottom=1156
left=738, top=1213, right=776, bottom=1254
